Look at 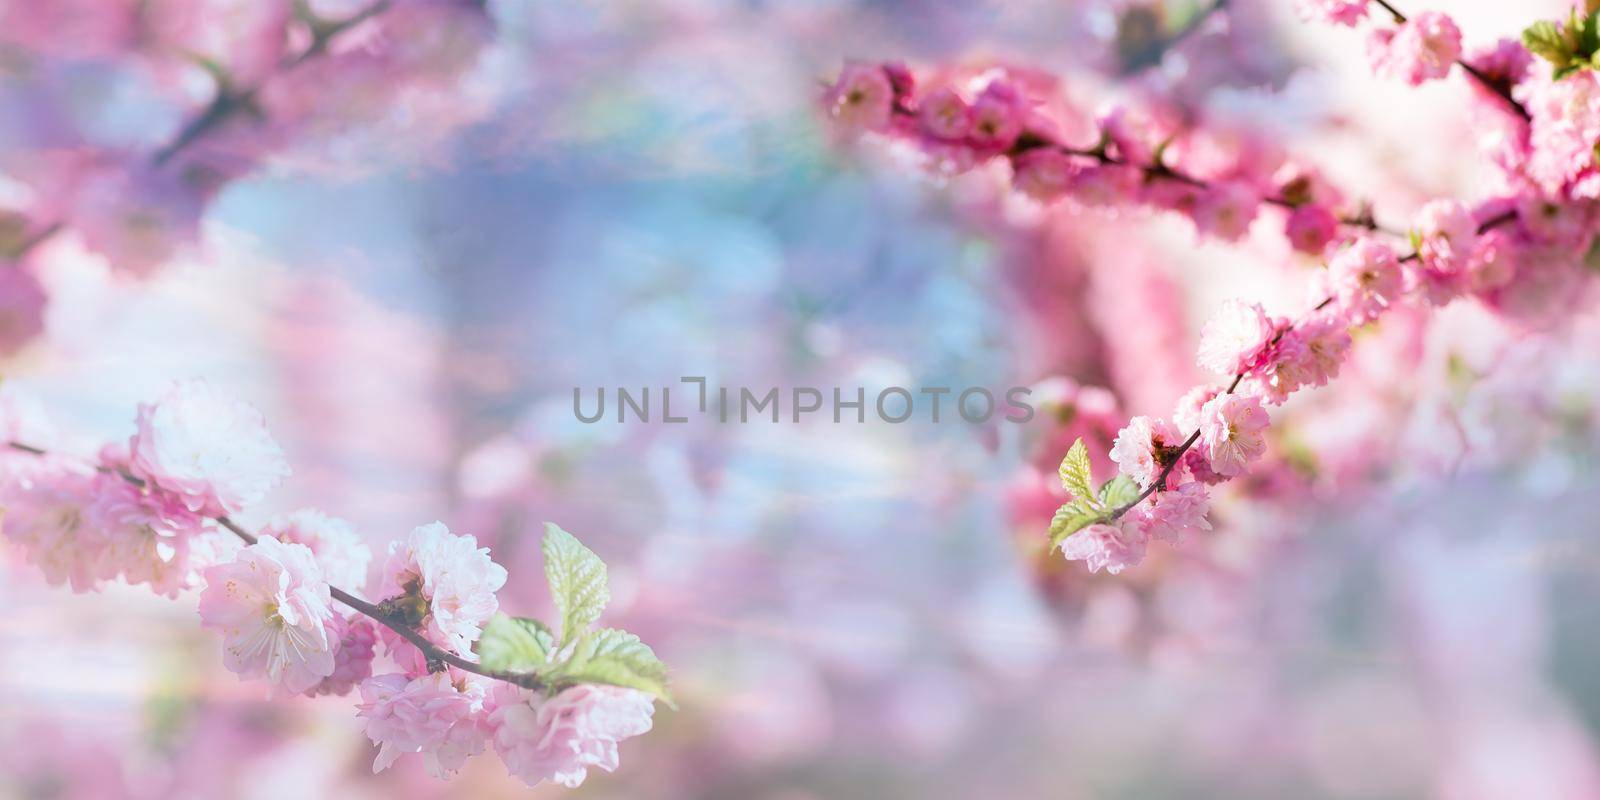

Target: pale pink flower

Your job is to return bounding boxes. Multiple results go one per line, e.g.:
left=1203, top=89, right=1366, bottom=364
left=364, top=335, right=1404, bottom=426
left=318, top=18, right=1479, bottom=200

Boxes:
left=306, top=615, right=377, bottom=698
left=1282, top=313, right=1352, bottom=392
left=1327, top=238, right=1402, bottom=324
left=1, top=459, right=109, bottom=593
left=1190, top=181, right=1261, bottom=242
left=1137, top=482, right=1212, bottom=544
left=1109, top=415, right=1182, bottom=489
left=1173, top=384, right=1224, bottom=433
left=1198, top=393, right=1270, bottom=477
left=198, top=536, right=337, bottom=694
left=968, top=80, right=1024, bottom=151
left=1196, top=299, right=1276, bottom=376
left=1285, top=204, right=1339, bottom=255
left=358, top=671, right=490, bottom=777
left=1409, top=199, right=1479, bottom=305
left=262, top=508, right=371, bottom=590
left=1059, top=522, right=1148, bottom=575
left=490, top=683, right=657, bottom=789
left=377, top=522, right=507, bottom=655
left=1098, top=104, right=1175, bottom=167
left=1296, top=0, right=1369, bottom=26
left=128, top=380, right=291, bottom=517
left=1367, top=12, right=1461, bottom=86
left=0, top=265, right=46, bottom=356
left=1469, top=227, right=1518, bottom=292
left=1522, top=70, right=1600, bottom=197
left=1466, top=38, right=1532, bottom=94
left=1069, top=163, right=1143, bottom=206
left=88, top=473, right=212, bottom=597
left=1182, top=447, right=1228, bottom=485
left=918, top=87, right=971, bottom=140
left=1011, top=149, right=1081, bottom=203
left=826, top=63, right=894, bottom=132
left=1240, top=327, right=1308, bottom=405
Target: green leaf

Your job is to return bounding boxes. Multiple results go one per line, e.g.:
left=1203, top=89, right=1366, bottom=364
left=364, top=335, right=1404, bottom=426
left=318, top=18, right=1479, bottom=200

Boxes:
left=552, top=628, right=674, bottom=707
left=1098, top=474, right=1141, bottom=510
left=1048, top=498, right=1104, bottom=549
left=1525, top=20, right=1573, bottom=68
left=477, top=614, right=556, bottom=673
left=1058, top=438, right=1096, bottom=502
left=542, top=522, right=610, bottom=646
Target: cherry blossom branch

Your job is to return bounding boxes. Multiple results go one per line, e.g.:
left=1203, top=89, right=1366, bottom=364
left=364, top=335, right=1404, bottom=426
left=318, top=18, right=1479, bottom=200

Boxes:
left=1009, top=132, right=1404, bottom=236
left=1102, top=206, right=1521, bottom=523
left=152, top=0, right=395, bottom=166
left=5, top=439, right=546, bottom=690
left=1371, top=0, right=1531, bottom=121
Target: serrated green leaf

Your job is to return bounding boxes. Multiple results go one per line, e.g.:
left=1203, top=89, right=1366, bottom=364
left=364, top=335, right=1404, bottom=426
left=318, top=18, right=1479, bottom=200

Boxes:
left=477, top=614, right=556, bottom=673
left=552, top=628, right=674, bottom=706
left=1058, top=438, right=1095, bottom=502
left=542, top=522, right=610, bottom=646
left=1048, top=499, right=1104, bottom=549
left=1098, top=474, right=1141, bottom=510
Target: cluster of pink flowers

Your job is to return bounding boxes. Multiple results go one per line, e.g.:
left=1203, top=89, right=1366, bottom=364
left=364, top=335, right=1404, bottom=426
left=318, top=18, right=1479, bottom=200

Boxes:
left=822, top=61, right=1363, bottom=257
left=832, top=2, right=1600, bottom=575
left=0, top=0, right=497, bottom=357
left=0, top=380, right=661, bottom=788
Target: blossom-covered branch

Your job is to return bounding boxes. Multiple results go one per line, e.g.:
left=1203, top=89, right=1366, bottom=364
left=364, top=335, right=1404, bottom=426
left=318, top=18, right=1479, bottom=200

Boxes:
left=0, top=380, right=669, bottom=788
left=824, top=0, right=1596, bottom=574
left=0, top=0, right=496, bottom=352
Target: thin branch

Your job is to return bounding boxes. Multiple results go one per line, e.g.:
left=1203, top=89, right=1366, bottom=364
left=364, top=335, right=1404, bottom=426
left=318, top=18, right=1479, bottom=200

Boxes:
left=8, top=440, right=546, bottom=690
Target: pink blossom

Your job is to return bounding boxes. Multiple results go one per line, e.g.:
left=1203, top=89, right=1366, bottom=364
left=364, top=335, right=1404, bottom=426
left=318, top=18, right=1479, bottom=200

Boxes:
left=1285, top=205, right=1339, bottom=255
left=1273, top=313, right=1352, bottom=395
left=968, top=80, right=1024, bottom=151
left=1295, top=0, right=1369, bottom=26
left=127, top=380, right=291, bottom=517
left=198, top=535, right=337, bottom=694
left=1198, top=393, right=1270, bottom=477
left=262, top=508, right=371, bottom=589
left=1098, top=104, right=1177, bottom=166
left=1011, top=149, right=1081, bottom=203
left=1109, top=415, right=1182, bottom=489
left=490, top=683, right=657, bottom=788
left=1, top=458, right=108, bottom=593
left=1367, top=12, right=1461, bottom=86
left=825, top=63, right=895, bottom=132
left=377, top=521, right=507, bottom=655
left=1196, top=299, right=1276, bottom=376
left=1135, top=482, right=1212, bottom=544
left=1409, top=199, right=1479, bottom=305
left=0, top=265, right=46, bottom=356
left=918, top=87, right=971, bottom=140
left=1190, top=181, right=1261, bottom=242
left=1058, top=521, right=1148, bottom=575
left=1466, top=38, right=1532, bottom=93
left=306, top=615, right=377, bottom=698
left=88, top=472, right=213, bottom=597
left=1522, top=70, right=1600, bottom=197
left=1469, top=227, right=1518, bottom=292
left=1327, top=238, right=1402, bottom=324
left=358, top=671, right=490, bottom=777
left=1182, top=447, right=1228, bottom=485
left=1173, top=384, right=1224, bottom=433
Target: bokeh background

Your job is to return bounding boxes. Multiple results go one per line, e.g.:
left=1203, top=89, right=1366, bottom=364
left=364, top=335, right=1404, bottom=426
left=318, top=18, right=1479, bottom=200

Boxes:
left=4, top=0, right=1600, bottom=797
